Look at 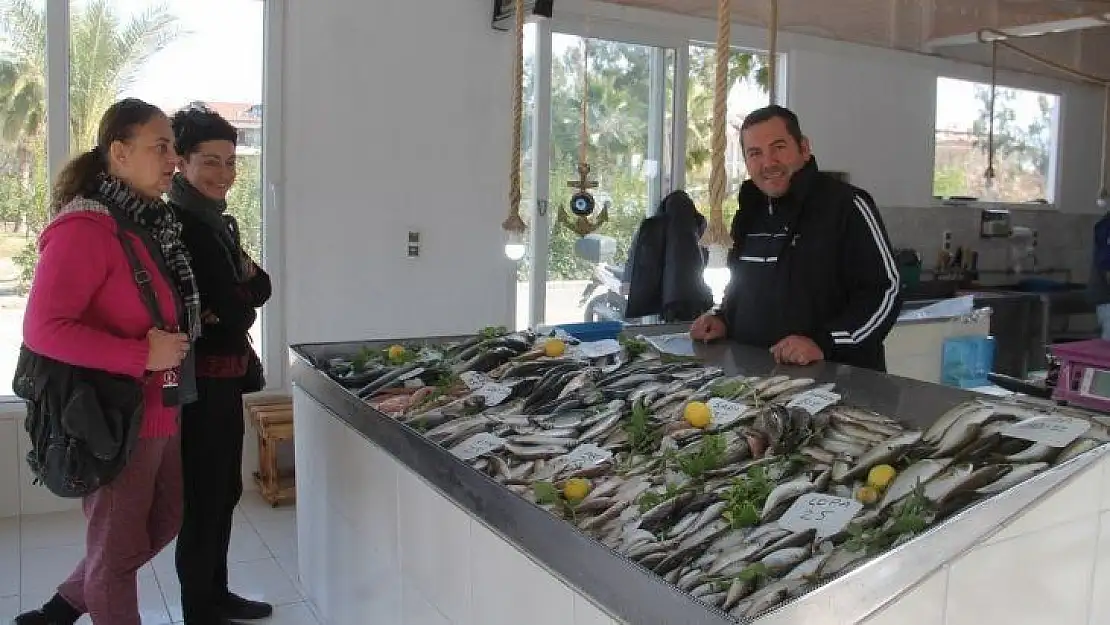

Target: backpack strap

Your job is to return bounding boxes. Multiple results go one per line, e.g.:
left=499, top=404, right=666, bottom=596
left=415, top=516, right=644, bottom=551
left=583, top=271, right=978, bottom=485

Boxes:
left=108, top=211, right=167, bottom=329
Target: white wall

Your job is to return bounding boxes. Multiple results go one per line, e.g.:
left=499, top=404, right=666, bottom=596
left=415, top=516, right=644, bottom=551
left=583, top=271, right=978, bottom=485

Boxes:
left=281, top=0, right=517, bottom=346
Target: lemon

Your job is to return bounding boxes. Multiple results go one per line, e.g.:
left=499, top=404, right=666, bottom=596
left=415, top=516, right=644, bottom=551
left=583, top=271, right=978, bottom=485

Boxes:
left=544, top=338, right=566, bottom=357
left=855, top=485, right=880, bottom=505
left=563, top=478, right=590, bottom=502
left=867, top=464, right=897, bottom=490
left=684, top=401, right=712, bottom=429
left=387, top=345, right=406, bottom=360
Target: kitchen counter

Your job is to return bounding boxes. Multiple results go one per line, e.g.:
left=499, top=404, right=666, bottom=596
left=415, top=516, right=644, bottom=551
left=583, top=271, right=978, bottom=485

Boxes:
left=289, top=331, right=1108, bottom=625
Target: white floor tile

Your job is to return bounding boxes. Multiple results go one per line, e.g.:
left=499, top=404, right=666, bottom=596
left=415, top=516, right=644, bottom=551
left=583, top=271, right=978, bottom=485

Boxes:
left=252, top=515, right=297, bottom=560
left=227, top=558, right=302, bottom=607
left=0, top=518, right=18, bottom=597
left=266, top=601, right=321, bottom=625
left=238, top=492, right=296, bottom=526
left=19, top=544, right=84, bottom=596
left=19, top=510, right=86, bottom=552
left=20, top=572, right=169, bottom=625
left=227, top=522, right=272, bottom=564
left=0, top=595, right=21, bottom=622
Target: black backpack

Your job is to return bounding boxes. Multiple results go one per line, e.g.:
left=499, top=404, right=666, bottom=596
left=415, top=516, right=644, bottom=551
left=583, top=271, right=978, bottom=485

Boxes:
left=13, top=210, right=168, bottom=498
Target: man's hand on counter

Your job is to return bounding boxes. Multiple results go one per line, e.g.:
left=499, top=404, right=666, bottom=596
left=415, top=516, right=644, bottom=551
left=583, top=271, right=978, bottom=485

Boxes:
left=771, top=335, right=825, bottom=366
left=690, top=313, right=728, bottom=341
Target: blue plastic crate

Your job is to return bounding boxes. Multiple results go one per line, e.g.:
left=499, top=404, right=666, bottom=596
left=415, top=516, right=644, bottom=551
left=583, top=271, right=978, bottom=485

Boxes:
left=553, top=321, right=625, bottom=342
left=940, top=335, right=995, bottom=389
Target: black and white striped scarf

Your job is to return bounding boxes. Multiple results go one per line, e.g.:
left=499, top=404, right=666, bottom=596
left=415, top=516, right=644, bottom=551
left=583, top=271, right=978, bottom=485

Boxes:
left=92, top=175, right=202, bottom=341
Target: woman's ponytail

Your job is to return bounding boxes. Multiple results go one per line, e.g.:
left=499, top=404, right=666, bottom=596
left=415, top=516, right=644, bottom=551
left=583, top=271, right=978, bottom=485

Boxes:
left=50, top=147, right=106, bottom=215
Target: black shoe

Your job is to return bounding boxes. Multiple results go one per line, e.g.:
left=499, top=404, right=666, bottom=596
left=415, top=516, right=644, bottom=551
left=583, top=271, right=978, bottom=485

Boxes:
left=218, top=593, right=273, bottom=620
left=13, top=594, right=80, bottom=625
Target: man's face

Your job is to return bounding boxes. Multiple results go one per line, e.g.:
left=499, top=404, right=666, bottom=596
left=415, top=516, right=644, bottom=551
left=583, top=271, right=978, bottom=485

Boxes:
left=741, top=117, right=812, bottom=199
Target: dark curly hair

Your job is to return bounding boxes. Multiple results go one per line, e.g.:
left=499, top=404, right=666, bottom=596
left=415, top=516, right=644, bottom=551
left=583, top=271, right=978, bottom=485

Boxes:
left=170, top=102, right=238, bottom=157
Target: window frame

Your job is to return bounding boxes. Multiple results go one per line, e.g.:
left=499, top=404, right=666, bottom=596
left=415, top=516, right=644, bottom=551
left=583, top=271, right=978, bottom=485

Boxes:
left=931, top=74, right=1063, bottom=211
left=1, top=0, right=285, bottom=403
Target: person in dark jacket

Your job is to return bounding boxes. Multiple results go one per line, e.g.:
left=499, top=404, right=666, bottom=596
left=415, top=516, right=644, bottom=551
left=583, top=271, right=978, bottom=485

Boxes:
left=168, top=104, right=273, bottom=625
left=1088, top=211, right=1110, bottom=339
left=690, top=105, right=899, bottom=371
left=624, top=190, right=714, bottom=321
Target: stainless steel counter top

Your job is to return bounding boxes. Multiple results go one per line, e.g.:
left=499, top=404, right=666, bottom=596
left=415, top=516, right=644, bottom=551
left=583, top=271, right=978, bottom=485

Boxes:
left=290, top=334, right=1106, bottom=624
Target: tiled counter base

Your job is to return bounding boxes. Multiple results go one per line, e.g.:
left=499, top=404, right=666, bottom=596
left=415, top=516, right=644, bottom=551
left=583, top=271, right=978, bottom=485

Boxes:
left=293, top=390, right=619, bottom=625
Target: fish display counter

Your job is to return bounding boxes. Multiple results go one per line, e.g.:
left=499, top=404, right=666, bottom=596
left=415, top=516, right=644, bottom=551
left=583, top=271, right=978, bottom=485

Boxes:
left=289, top=327, right=1110, bottom=625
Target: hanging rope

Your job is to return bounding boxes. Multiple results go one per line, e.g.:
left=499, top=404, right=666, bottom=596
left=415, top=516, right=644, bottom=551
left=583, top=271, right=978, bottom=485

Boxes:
left=580, top=39, right=590, bottom=167
left=502, top=0, right=527, bottom=237
left=700, top=0, right=733, bottom=252
left=985, top=40, right=997, bottom=186
left=767, top=0, right=779, bottom=104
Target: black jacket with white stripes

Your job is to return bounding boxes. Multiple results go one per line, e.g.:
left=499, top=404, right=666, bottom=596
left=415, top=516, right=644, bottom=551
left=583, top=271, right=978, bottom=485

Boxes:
left=716, top=158, right=900, bottom=371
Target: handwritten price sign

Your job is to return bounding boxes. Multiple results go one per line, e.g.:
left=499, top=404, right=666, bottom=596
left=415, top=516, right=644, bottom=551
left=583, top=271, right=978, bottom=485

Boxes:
left=551, top=444, right=613, bottom=473
left=474, top=383, right=513, bottom=407
left=574, top=339, right=623, bottom=359
left=707, top=398, right=747, bottom=429
left=777, top=493, right=862, bottom=538
left=460, top=371, right=488, bottom=390
left=450, top=433, right=506, bottom=461
left=786, top=389, right=842, bottom=415
left=1002, top=415, right=1090, bottom=448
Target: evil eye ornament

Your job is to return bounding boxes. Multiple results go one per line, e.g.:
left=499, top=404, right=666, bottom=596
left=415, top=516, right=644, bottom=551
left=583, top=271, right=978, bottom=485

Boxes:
left=570, top=191, right=596, bottom=217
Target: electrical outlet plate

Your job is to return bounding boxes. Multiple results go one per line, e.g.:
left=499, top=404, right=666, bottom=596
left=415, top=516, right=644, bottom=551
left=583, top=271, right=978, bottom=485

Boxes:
left=942, top=231, right=952, bottom=251
left=407, top=231, right=420, bottom=258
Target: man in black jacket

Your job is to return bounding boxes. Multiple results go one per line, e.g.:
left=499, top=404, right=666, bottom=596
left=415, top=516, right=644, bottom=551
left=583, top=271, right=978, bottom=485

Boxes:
left=690, top=105, right=900, bottom=371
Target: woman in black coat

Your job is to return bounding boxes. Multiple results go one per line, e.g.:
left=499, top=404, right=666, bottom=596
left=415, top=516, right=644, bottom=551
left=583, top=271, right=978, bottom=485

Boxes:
left=168, top=104, right=272, bottom=625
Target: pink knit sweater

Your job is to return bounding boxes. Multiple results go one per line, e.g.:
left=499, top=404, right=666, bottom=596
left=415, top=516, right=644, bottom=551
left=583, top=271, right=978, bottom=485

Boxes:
left=23, top=200, right=183, bottom=439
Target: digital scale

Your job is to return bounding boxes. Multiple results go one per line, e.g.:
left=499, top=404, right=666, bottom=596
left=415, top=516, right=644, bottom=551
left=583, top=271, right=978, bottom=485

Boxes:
left=1050, top=339, right=1110, bottom=413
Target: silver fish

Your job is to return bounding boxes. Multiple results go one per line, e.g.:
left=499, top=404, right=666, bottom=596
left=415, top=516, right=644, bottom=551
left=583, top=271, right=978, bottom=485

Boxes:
left=723, top=577, right=755, bottom=610
left=578, top=500, right=630, bottom=531
left=975, top=462, right=1048, bottom=495
left=424, top=415, right=491, bottom=444
left=761, top=546, right=811, bottom=575
left=1003, top=442, right=1056, bottom=463
left=840, top=430, right=924, bottom=481
left=1054, top=438, right=1103, bottom=465
left=817, top=546, right=869, bottom=578
left=761, top=377, right=815, bottom=399
left=761, top=477, right=818, bottom=521
left=922, top=462, right=979, bottom=503
left=829, top=422, right=888, bottom=445
left=535, top=414, right=584, bottom=429
left=933, top=408, right=1013, bottom=456
left=503, top=443, right=568, bottom=460
left=742, top=578, right=808, bottom=619
left=924, top=401, right=988, bottom=443
left=507, top=434, right=578, bottom=447
left=678, top=501, right=727, bottom=539
left=783, top=551, right=832, bottom=581
left=879, top=458, right=952, bottom=511
left=751, top=375, right=791, bottom=395
left=579, top=411, right=624, bottom=442
left=666, top=511, right=701, bottom=539
left=676, top=569, right=704, bottom=591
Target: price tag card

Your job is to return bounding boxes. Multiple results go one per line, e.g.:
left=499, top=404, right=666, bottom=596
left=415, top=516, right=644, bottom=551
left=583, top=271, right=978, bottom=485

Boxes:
left=450, top=433, right=506, bottom=461
left=1001, top=415, right=1090, bottom=448
left=787, top=389, right=842, bottom=415
left=474, top=383, right=513, bottom=407
left=418, top=347, right=444, bottom=361
left=574, top=339, right=623, bottom=359
left=397, top=367, right=425, bottom=382
left=707, top=398, right=747, bottom=428
left=460, top=371, right=488, bottom=390
left=551, top=444, right=614, bottom=473
left=777, top=493, right=862, bottom=538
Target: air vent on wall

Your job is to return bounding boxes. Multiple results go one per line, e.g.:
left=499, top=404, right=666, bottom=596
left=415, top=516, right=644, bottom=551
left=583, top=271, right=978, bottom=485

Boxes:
left=492, top=0, right=554, bottom=31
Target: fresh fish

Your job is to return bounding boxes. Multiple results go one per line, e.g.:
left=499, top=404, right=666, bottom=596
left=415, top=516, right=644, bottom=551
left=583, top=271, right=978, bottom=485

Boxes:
left=678, top=501, right=727, bottom=539
left=783, top=551, right=832, bottom=581
left=840, top=431, right=924, bottom=482
left=579, top=411, right=624, bottom=442
left=760, top=546, right=811, bottom=575
left=751, top=375, right=791, bottom=395
left=761, top=377, right=815, bottom=399
left=933, top=408, right=1014, bottom=456
left=975, top=462, right=1048, bottom=495
left=1054, top=438, right=1103, bottom=465
left=741, top=578, right=808, bottom=619
left=722, top=577, right=755, bottom=610
left=506, top=434, right=578, bottom=447
left=577, top=500, right=630, bottom=531
left=761, top=477, right=817, bottom=521
left=828, top=422, right=888, bottom=445
left=1001, top=442, right=1057, bottom=463
left=424, top=415, right=490, bottom=444
left=503, top=443, right=568, bottom=460
left=557, top=368, right=602, bottom=400
left=534, top=414, right=585, bottom=430
left=924, top=401, right=987, bottom=443
left=879, top=458, right=952, bottom=511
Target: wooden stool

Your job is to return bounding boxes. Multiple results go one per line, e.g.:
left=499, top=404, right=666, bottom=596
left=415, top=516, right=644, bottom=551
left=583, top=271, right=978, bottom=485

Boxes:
left=245, top=394, right=296, bottom=507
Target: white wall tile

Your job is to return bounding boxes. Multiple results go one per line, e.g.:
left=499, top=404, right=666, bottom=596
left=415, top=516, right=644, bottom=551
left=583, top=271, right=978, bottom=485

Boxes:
left=470, top=520, right=575, bottom=625
left=402, top=578, right=451, bottom=625
left=397, top=468, right=471, bottom=625
left=0, top=518, right=18, bottom=597
left=0, top=595, right=20, bottom=623
left=946, top=516, right=1098, bottom=625
left=1101, top=456, right=1110, bottom=512
left=1087, top=511, right=1110, bottom=625
left=986, top=461, right=1103, bottom=544
left=862, top=567, right=948, bottom=625
left=0, top=420, right=19, bottom=518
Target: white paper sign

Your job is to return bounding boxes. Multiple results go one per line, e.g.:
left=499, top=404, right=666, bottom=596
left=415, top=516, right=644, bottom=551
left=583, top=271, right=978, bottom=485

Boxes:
left=1002, top=415, right=1090, bottom=448
left=647, top=333, right=698, bottom=357
left=450, top=433, right=506, bottom=461
left=574, top=339, right=622, bottom=359
left=397, top=367, right=425, bottom=382
left=708, top=398, right=747, bottom=428
left=418, top=347, right=444, bottom=361
left=551, top=444, right=614, bottom=473
left=460, top=371, right=488, bottom=390
left=474, top=383, right=513, bottom=407
left=787, top=389, right=842, bottom=415
left=777, top=493, right=862, bottom=538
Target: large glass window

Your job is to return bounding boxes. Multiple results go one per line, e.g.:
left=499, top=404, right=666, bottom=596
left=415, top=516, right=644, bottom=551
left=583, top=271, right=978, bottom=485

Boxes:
left=542, top=34, right=675, bottom=325
left=0, top=0, right=47, bottom=396
left=686, top=45, right=770, bottom=227
left=933, top=76, right=1060, bottom=204
left=67, top=0, right=265, bottom=347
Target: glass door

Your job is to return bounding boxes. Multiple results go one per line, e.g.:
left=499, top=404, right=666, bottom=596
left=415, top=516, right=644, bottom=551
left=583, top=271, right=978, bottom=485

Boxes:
left=539, top=34, right=675, bottom=326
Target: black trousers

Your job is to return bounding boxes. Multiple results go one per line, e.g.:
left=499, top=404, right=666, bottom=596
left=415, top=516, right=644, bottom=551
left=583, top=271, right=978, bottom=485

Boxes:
left=176, top=377, right=245, bottom=623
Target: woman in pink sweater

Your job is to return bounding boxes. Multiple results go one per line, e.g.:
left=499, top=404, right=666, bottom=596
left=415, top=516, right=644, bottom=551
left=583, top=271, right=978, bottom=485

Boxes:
left=14, top=98, right=201, bottom=625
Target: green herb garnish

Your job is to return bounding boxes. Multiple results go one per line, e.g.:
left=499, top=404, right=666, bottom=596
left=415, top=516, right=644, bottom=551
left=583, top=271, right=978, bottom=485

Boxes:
left=619, top=334, right=651, bottom=359
left=674, top=434, right=727, bottom=479
left=624, top=400, right=661, bottom=456
left=720, top=465, right=775, bottom=528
